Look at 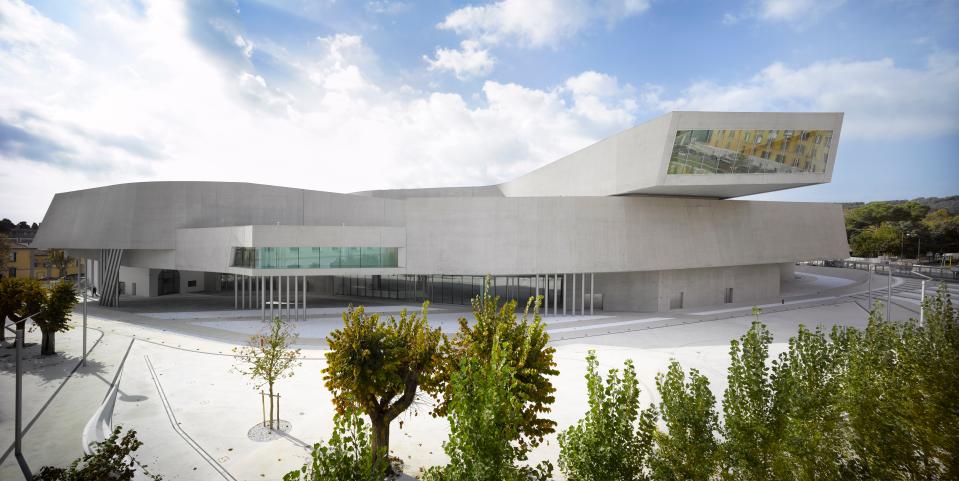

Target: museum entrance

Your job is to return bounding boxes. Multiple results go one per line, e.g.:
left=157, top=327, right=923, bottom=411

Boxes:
left=158, top=270, right=180, bottom=296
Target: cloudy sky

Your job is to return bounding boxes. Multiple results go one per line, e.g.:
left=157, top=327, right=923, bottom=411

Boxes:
left=1, top=0, right=957, bottom=222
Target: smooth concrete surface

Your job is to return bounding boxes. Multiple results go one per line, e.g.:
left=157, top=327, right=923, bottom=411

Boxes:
left=4, top=267, right=950, bottom=481
left=499, top=111, right=842, bottom=198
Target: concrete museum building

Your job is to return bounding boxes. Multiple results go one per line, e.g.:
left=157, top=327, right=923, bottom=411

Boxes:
left=32, top=111, right=850, bottom=315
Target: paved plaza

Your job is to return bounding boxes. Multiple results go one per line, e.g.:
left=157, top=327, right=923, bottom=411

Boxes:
left=2, top=266, right=954, bottom=480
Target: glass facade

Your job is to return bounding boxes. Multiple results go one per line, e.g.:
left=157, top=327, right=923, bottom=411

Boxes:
left=230, top=247, right=400, bottom=269
left=333, top=274, right=559, bottom=306
left=667, top=129, right=832, bottom=175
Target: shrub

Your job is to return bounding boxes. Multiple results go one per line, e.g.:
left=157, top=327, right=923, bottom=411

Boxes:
left=649, top=361, right=720, bottom=481
left=558, top=350, right=655, bottom=481
left=284, top=409, right=387, bottom=481
left=423, top=337, right=552, bottom=481
left=33, top=426, right=161, bottom=480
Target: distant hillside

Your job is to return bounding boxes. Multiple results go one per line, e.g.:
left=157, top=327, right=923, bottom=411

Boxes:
left=842, top=195, right=959, bottom=214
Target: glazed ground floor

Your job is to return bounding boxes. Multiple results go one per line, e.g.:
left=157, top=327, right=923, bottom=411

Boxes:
left=97, top=262, right=796, bottom=315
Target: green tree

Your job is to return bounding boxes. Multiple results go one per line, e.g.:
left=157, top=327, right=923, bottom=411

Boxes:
left=849, top=222, right=901, bottom=257
left=284, top=408, right=387, bottom=481
left=839, top=285, right=959, bottom=480
left=233, top=316, right=302, bottom=429
left=558, top=350, right=655, bottom=481
left=433, top=280, right=558, bottom=453
left=845, top=201, right=928, bottom=238
left=722, top=314, right=780, bottom=481
left=0, top=233, right=10, bottom=279
left=323, top=303, right=442, bottom=472
left=769, top=325, right=849, bottom=480
left=35, top=280, right=78, bottom=355
left=922, top=208, right=959, bottom=254
left=649, top=360, right=721, bottom=481
left=0, top=276, right=21, bottom=343
left=47, top=249, right=71, bottom=277
left=33, top=426, right=162, bottom=480
left=424, top=339, right=553, bottom=481
left=0, top=277, right=45, bottom=334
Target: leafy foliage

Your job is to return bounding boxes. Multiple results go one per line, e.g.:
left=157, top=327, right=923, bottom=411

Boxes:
left=649, top=360, right=720, bottom=481
left=838, top=285, right=959, bottom=480
left=558, top=350, right=655, bottom=481
left=849, top=223, right=901, bottom=257
left=423, top=337, right=553, bottom=481
left=0, top=278, right=74, bottom=354
left=432, top=280, right=557, bottom=453
left=323, top=303, right=442, bottom=471
left=722, top=317, right=779, bottom=481
left=46, top=249, right=71, bottom=277
left=233, top=316, right=301, bottom=428
left=35, top=280, right=78, bottom=355
left=0, top=233, right=10, bottom=279
left=284, top=409, right=387, bottom=481
left=33, top=426, right=161, bottom=480
left=769, top=325, right=849, bottom=480
left=844, top=200, right=959, bottom=257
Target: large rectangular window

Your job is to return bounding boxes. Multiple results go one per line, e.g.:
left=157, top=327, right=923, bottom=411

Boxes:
left=667, top=129, right=832, bottom=175
left=231, top=246, right=401, bottom=269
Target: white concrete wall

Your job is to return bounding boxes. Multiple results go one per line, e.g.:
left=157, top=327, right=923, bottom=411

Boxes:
left=593, top=264, right=780, bottom=312
left=179, top=270, right=205, bottom=293
left=118, top=266, right=151, bottom=297
left=404, top=196, right=849, bottom=276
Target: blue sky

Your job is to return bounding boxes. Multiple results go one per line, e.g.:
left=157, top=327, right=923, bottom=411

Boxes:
left=1, top=0, right=957, bottom=221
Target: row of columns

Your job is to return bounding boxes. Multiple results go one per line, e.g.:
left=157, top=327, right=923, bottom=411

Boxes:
left=234, top=275, right=308, bottom=323
left=534, top=273, right=595, bottom=317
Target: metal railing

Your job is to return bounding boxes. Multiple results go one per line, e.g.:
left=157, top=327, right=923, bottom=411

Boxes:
left=805, top=259, right=959, bottom=281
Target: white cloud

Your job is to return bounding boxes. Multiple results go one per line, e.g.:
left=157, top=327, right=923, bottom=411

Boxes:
left=758, top=0, right=844, bottom=22
left=0, top=0, right=640, bottom=221
left=438, top=0, right=649, bottom=48
left=725, top=0, right=844, bottom=27
left=424, top=40, right=496, bottom=79
left=366, top=1, right=411, bottom=15
left=649, top=53, right=959, bottom=139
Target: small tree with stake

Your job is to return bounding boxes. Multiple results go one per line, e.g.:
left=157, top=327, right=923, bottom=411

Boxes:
left=233, top=316, right=301, bottom=429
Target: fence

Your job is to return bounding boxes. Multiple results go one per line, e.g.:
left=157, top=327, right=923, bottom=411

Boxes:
left=804, top=259, right=959, bottom=281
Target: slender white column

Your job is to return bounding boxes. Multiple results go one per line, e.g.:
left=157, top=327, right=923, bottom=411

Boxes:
left=590, top=273, right=594, bottom=316
left=260, top=276, right=265, bottom=322
left=553, top=274, right=558, bottom=314
left=562, top=274, right=567, bottom=315
left=294, top=274, right=298, bottom=321
left=543, top=275, right=549, bottom=316
left=234, top=274, right=238, bottom=310
left=571, top=273, right=576, bottom=316
left=302, top=276, right=307, bottom=321
left=581, top=273, right=586, bottom=315
left=270, top=276, right=274, bottom=321
left=535, top=274, right=539, bottom=305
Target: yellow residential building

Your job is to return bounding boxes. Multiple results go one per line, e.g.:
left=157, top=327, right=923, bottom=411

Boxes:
left=6, top=243, right=79, bottom=280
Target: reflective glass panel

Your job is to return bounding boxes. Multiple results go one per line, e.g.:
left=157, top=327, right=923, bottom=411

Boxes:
left=667, top=129, right=832, bottom=175
left=319, top=247, right=341, bottom=268
left=276, top=247, right=299, bottom=268
left=256, top=247, right=276, bottom=268
left=381, top=247, right=398, bottom=267
left=341, top=247, right=362, bottom=267
left=301, top=248, right=321, bottom=268
left=362, top=247, right=381, bottom=267
left=235, top=246, right=400, bottom=269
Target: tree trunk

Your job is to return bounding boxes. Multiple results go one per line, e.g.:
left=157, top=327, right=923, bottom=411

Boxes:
left=268, top=383, right=275, bottom=429
left=370, top=412, right=390, bottom=472
left=41, top=329, right=55, bottom=356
